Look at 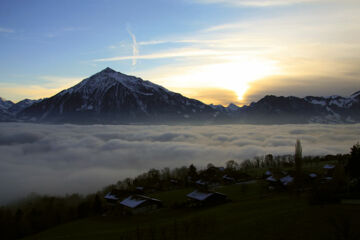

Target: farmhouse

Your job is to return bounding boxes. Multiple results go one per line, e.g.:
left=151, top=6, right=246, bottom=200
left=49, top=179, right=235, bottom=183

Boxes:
left=104, top=192, right=119, bottom=204
left=119, top=195, right=162, bottom=214
left=187, top=190, right=227, bottom=206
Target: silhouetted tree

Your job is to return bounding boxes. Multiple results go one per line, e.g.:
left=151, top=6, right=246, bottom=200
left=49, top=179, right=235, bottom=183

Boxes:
left=265, top=154, right=274, bottom=168
left=294, top=139, right=303, bottom=191
left=188, top=164, right=197, bottom=181
left=295, top=139, right=302, bottom=173
left=347, top=143, right=360, bottom=179
left=226, top=160, right=238, bottom=172
left=93, top=194, right=102, bottom=215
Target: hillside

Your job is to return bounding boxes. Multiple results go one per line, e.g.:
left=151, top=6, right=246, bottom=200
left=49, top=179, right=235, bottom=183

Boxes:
left=23, top=184, right=360, bottom=240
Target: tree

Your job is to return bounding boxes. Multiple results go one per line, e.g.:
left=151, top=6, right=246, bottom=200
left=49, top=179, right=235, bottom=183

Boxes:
left=226, top=160, right=238, bottom=171
left=294, top=139, right=303, bottom=191
left=347, top=143, right=360, bottom=179
left=188, top=164, right=197, bottom=180
left=295, top=139, right=302, bottom=175
left=265, top=154, right=274, bottom=168
left=92, top=194, right=102, bottom=215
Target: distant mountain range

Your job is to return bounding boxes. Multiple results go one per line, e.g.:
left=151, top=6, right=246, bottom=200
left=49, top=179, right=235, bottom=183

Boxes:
left=1, top=67, right=359, bottom=124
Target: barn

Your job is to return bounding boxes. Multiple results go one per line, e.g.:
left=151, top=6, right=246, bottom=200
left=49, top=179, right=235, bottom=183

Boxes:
left=119, top=195, right=162, bottom=214
left=186, top=190, right=227, bottom=206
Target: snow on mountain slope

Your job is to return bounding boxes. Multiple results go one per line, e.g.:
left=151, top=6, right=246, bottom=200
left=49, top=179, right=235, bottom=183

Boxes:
left=9, top=67, right=360, bottom=124
left=8, top=99, right=40, bottom=114
left=18, top=68, right=216, bottom=123
left=0, top=97, right=14, bottom=111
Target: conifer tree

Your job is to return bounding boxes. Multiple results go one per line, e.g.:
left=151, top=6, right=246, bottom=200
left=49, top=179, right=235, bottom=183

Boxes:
left=295, top=139, right=302, bottom=174
left=294, top=139, right=303, bottom=191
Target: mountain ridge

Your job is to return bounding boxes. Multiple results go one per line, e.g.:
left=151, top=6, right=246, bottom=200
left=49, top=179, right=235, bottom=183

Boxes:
left=1, top=68, right=359, bottom=124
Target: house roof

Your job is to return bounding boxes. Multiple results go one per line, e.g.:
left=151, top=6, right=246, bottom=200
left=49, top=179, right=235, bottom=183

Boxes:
left=104, top=192, right=119, bottom=201
left=309, top=173, right=317, bottom=178
left=223, top=175, right=235, bottom=181
left=280, top=175, right=293, bottom=185
left=187, top=190, right=225, bottom=201
left=323, top=164, right=335, bottom=169
left=120, top=195, right=161, bottom=209
left=196, top=180, right=207, bottom=185
left=266, top=176, right=277, bottom=182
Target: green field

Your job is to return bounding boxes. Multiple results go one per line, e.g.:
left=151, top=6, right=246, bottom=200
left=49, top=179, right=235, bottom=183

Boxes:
left=23, top=182, right=360, bottom=240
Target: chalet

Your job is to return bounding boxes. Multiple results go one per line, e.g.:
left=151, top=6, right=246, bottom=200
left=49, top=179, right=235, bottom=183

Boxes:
left=280, top=175, right=293, bottom=186
left=135, top=186, right=145, bottom=194
left=223, top=175, right=236, bottom=184
left=186, top=190, right=227, bottom=206
left=119, top=195, right=162, bottom=214
left=266, top=172, right=294, bottom=189
left=323, top=164, right=335, bottom=176
left=104, top=192, right=119, bottom=204
left=309, top=173, right=317, bottom=179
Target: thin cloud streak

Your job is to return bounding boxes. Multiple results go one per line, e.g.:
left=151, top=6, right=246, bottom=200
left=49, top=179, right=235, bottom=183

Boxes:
left=193, top=0, right=328, bottom=7
left=0, top=27, right=14, bottom=33
left=127, top=27, right=139, bottom=66
left=94, top=49, right=233, bottom=62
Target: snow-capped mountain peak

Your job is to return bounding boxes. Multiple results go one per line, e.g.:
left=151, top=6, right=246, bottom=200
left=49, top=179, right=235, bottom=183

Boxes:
left=0, top=97, right=14, bottom=110
left=18, top=68, right=214, bottom=123
left=10, top=67, right=360, bottom=124
left=63, top=67, right=170, bottom=98
left=227, top=103, right=241, bottom=111
left=351, top=90, right=360, bottom=100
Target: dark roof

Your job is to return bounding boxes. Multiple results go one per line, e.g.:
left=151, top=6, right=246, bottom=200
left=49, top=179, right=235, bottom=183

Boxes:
left=120, top=195, right=161, bottom=209
left=187, top=190, right=226, bottom=201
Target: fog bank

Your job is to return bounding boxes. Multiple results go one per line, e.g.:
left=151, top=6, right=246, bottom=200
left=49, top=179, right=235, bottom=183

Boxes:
left=0, top=123, right=359, bottom=204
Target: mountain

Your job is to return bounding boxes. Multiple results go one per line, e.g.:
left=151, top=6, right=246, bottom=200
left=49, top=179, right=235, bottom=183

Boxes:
left=0, top=97, right=15, bottom=121
left=234, top=93, right=360, bottom=124
left=18, top=68, right=218, bottom=124
left=5, top=68, right=360, bottom=124
left=8, top=99, right=40, bottom=114
left=0, top=97, right=14, bottom=111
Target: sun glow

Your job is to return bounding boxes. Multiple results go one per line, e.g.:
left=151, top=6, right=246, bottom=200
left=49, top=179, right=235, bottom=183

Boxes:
left=158, top=57, right=280, bottom=103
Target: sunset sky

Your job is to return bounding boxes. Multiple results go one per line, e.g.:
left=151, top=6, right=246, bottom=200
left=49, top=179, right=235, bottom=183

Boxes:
left=0, top=0, right=359, bottom=105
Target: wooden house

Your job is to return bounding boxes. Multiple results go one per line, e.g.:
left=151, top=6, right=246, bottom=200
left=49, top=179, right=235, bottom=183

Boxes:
left=186, top=190, right=227, bottom=206
left=119, top=195, right=162, bottom=214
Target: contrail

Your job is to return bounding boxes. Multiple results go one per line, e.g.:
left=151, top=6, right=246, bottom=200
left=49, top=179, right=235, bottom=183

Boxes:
left=127, top=27, right=139, bottom=66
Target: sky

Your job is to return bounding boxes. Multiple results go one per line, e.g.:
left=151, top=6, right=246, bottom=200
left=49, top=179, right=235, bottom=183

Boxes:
left=0, top=0, right=359, bottom=105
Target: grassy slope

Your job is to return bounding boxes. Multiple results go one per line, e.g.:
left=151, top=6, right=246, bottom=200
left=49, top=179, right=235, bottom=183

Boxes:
left=23, top=183, right=360, bottom=240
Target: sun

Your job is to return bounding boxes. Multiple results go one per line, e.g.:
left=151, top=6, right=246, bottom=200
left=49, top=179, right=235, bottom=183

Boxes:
left=197, top=58, right=278, bottom=101
left=161, top=57, right=279, bottom=103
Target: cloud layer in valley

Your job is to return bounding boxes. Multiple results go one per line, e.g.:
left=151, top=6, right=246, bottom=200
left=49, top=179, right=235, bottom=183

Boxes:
left=0, top=123, right=359, bottom=204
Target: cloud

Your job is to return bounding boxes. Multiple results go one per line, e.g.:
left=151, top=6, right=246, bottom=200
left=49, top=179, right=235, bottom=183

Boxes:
left=0, top=27, right=14, bottom=33
left=45, top=27, right=87, bottom=38
left=193, top=0, right=328, bottom=7
left=94, top=48, right=230, bottom=62
left=0, top=76, right=83, bottom=102
left=0, top=123, right=359, bottom=204
left=182, top=87, right=243, bottom=105
left=127, top=27, right=139, bottom=66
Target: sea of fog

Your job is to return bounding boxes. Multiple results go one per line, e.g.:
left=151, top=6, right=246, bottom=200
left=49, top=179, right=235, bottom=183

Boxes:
left=0, top=122, right=359, bottom=204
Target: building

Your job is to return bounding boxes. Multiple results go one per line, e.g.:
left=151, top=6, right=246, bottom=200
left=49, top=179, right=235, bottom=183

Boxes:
left=222, top=175, right=236, bottom=184
left=104, top=192, right=119, bottom=204
left=119, top=195, right=162, bottom=214
left=186, top=190, right=227, bottom=206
